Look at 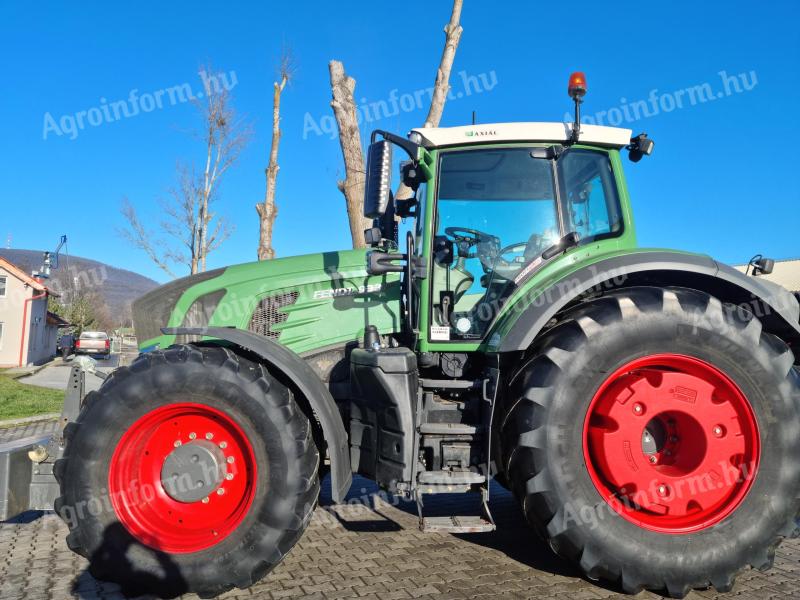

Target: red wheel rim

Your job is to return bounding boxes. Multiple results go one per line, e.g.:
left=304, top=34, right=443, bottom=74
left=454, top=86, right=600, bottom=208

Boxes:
left=583, top=354, right=760, bottom=533
left=108, top=403, right=257, bottom=553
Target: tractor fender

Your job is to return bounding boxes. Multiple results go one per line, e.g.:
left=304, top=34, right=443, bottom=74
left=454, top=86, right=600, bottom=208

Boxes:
left=494, top=251, right=800, bottom=352
left=164, top=326, right=352, bottom=503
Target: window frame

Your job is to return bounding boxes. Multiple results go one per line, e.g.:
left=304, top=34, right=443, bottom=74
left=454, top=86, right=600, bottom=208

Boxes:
left=557, top=148, right=626, bottom=245
left=0, top=275, right=7, bottom=298
left=426, top=145, right=625, bottom=344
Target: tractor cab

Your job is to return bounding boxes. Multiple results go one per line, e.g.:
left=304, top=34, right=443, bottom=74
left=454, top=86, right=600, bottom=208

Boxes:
left=364, top=114, right=653, bottom=348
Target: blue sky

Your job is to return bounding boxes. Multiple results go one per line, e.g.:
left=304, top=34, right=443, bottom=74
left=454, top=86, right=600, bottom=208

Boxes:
left=2, top=1, right=798, bottom=283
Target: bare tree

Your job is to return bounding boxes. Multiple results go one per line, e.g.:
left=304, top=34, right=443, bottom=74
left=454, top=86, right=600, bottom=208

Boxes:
left=330, top=1, right=464, bottom=244
left=256, top=50, right=295, bottom=260
left=329, top=60, right=372, bottom=249
left=196, top=67, right=250, bottom=271
left=395, top=0, right=463, bottom=201
left=423, top=0, right=464, bottom=129
left=121, top=65, right=249, bottom=277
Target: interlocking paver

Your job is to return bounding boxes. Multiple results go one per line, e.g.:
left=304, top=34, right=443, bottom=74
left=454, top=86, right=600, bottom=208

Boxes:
left=1, top=422, right=799, bottom=599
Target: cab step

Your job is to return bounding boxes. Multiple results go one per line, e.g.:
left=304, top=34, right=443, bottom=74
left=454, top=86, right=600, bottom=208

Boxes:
left=420, top=515, right=495, bottom=534
left=418, top=470, right=485, bottom=485
left=419, top=422, right=480, bottom=435
left=415, top=486, right=496, bottom=533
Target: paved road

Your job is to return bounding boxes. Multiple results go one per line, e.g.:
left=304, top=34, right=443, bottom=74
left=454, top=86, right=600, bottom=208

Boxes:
left=18, top=355, right=121, bottom=393
left=0, top=421, right=798, bottom=600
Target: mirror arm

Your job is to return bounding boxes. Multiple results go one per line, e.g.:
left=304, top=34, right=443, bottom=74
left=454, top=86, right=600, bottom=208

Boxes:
left=371, top=129, right=420, bottom=160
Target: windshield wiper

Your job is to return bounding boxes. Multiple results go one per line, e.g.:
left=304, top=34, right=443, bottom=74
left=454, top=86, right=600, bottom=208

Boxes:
left=508, top=232, right=581, bottom=287
left=542, top=231, right=581, bottom=259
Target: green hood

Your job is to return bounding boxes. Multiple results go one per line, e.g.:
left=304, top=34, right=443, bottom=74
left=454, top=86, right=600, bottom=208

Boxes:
left=132, top=249, right=402, bottom=355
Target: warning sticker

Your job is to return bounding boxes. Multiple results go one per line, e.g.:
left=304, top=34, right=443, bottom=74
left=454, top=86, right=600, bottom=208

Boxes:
left=430, top=326, right=451, bottom=341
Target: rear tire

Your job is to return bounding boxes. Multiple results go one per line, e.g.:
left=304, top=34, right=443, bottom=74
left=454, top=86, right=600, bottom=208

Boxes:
left=499, top=286, right=800, bottom=597
left=54, top=344, right=320, bottom=598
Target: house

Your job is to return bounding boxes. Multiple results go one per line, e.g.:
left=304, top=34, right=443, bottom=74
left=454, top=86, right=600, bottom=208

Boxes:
left=0, top=256, right=68, bottom=367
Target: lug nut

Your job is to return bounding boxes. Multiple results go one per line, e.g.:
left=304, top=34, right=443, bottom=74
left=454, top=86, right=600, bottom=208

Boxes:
left=205, top=432, right=214, bottom=440
left=202, top=497, right=209, bottom=504
left=174, top=440, right=182, bottom=447
left=227, top=456, right=234, bottom=464
left=219, top=441, right=228, bottom=449
left=189, top=432, right=197, bottom=440
left=649, top=455, right=658, bottom=464
left=217, top=488, right=225, bottom=495
left=225, top=473, right=234, bottom=480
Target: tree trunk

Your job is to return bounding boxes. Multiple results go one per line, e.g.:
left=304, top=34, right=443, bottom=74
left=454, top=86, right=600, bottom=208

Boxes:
left=329, top=60, right=371, bottom=249
left=395, top=0, right=464, bottom=202
left=257, top=77, right=287, bottom=260
left=423, top=0, right=463, bottom=129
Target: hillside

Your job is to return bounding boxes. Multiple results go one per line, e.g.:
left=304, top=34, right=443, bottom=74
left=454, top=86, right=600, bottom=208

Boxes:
left=0, top=248, right=159, bottom=321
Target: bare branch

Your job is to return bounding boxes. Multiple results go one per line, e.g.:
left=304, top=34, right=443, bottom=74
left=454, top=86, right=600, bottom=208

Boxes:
left=192, top=63, right=251, bottom=271
left=118, top=198, right=178, bottom=278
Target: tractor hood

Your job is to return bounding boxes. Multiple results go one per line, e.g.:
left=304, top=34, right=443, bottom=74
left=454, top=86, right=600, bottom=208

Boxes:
left=132, top=249, right=402, bottom=355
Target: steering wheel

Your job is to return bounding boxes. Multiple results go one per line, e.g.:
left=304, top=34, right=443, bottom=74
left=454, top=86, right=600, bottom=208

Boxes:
left=444, top=227, right=500, bottom=266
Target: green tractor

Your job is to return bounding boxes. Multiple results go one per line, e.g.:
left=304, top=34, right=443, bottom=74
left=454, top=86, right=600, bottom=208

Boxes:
left=55, top=74, right=800, bottom=598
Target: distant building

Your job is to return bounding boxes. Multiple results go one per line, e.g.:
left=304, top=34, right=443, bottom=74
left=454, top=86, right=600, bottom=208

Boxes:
left=735, top=259, right=800, bottom=294
left=0, top=256, right=69, bottom=367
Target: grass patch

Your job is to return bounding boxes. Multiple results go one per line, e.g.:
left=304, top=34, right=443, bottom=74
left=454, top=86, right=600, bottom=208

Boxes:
left=0, top=372, right=64, bottom=421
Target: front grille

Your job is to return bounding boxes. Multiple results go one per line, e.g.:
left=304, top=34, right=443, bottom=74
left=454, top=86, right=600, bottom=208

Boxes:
left=248, top=291, right=299, bottom=340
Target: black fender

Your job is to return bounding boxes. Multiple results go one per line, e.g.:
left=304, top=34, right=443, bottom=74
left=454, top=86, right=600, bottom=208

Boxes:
left=164, top=326, right=352, bottom=503
left=496, top=251, right=800, bottom=352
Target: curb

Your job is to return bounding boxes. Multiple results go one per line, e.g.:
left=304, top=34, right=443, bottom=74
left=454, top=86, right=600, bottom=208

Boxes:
left=0, top=413, right=60, bottom=430
left=4, top=363, right=52, bottom=380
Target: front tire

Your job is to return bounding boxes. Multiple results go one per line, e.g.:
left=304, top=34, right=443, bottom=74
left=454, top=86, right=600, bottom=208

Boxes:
left=55, top=344, right=320, bottom=598
left=499, top=287, right=800, bottom=597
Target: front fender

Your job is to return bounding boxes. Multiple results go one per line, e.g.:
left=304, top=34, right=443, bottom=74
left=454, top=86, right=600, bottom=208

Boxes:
left=492, top=251, right=800, bottom=352
left=164, top=326, right=352, bottom=503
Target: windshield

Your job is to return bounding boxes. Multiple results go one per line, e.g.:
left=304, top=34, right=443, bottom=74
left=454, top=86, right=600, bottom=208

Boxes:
left=430, top=146, right=622, bottom=341
left=80, top=331, right=108, bottom=340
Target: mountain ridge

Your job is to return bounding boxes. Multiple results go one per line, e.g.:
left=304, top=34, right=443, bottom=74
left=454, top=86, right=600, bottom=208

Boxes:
left=0, top=248, right=159, bottom=322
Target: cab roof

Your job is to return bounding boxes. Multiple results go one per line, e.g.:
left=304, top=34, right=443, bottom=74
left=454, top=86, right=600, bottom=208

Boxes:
left=410, top=122, right=632, bottom=149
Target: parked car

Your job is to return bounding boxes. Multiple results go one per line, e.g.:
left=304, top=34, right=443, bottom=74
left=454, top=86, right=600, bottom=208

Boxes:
left=57, top=333, right=75, bottom=358
left=75, top=331, right=110, bottom=357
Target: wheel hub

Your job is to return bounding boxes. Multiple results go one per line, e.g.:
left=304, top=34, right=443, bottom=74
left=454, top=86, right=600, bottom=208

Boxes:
left=108, top=403, right=257, bottom=553
left=161, top=441, right=226, bottom=503
left=583, top=354, right=760, bottom=533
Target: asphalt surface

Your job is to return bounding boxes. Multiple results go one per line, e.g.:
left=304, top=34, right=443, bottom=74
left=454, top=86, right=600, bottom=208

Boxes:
left=1, top=421, right=799, bottom=600
left=18, top=354, right=121, bottom=393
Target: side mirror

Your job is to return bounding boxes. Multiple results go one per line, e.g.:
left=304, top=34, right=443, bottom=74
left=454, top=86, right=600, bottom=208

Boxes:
left=628, top=133, right=654, bottom=163
left=751, top=256, right=775, bottom=276
left=364, top=140, right=393, bottom=218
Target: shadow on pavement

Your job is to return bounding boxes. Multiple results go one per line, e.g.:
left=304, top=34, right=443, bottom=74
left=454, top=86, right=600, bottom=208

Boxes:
left=319, top=474, right=585, bottom=580
left=71, top=523, right=187, bottom=599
